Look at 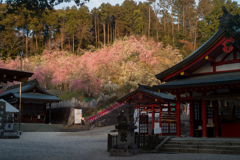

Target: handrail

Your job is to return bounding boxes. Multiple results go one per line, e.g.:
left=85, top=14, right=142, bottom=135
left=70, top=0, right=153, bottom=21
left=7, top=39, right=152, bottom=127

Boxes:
left=88, top=103, right=124, bottom=123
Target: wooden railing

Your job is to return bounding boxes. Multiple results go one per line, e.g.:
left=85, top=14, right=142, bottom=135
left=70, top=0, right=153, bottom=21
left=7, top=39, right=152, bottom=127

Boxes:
left=107, top=134, right=164, bottom=152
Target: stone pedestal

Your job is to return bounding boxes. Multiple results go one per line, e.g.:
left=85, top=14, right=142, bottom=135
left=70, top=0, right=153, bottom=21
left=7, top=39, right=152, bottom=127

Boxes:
left=110, top=105, right=142, bottom=156
left=110, top=148, right=142, bottom=156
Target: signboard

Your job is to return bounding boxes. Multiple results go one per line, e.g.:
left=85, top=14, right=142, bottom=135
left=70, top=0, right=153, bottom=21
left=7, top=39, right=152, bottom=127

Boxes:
left=162, top=108, right=168, bottom=112
left=154, top=127, right=161, bottom=134
left=74, top=109, right=82, bottom=124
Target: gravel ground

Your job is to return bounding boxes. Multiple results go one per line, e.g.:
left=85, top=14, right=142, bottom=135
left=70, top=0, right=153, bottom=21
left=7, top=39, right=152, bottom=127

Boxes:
left=1, top=126, right=240, bottom=160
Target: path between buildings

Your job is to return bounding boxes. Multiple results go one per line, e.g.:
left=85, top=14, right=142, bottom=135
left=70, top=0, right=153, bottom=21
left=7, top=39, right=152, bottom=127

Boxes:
left=1, top=125, right=240, bottom=160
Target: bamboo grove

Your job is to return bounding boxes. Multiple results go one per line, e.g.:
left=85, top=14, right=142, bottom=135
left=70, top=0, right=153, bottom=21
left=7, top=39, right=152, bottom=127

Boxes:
left=0, top=0, right=240, bottom=60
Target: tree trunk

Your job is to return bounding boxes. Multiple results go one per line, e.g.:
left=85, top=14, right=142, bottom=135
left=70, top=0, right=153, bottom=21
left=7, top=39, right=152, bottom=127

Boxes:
left=49, top=26, right=51, bottom=50
left=183, top=6, right=185, bottom=34
left=73, top=34, right=74, bottom=53
left=68, top=38, right=70, bottom=51
left=164, top=12, right=166, bottom=36
left=95, top=15, right=97, bottom=46
left=178, top=10, right=179, bottom=31
left=26, top=25, right=28, bottom=55
left=115, top=20, right=117, bottom=40
left=77, top=37, right=82, bottom=53
left=172, top=4, right=174, bottom=43
left=98, top=17, right=100, bottom=48
left=110, top=23, right=112, bottom=43
left=108, top=22, right=110, bottom=44
left=36, top=35, right=38, bottom=52
left=148, top=4, right=151, bottom=37
left=61, top=19, right=65, bottom=51
left=103, top=23, right=106, bottom=47
left=194, top=19, right=198, bottom=51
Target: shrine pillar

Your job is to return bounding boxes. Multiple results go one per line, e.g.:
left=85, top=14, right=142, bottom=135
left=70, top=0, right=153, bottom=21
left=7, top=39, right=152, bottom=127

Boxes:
left=189, top=100, right=194, bottom=137
left=152, top=106, right=154, bottom=134
left=214, top=100, right=219, bottom=137
left=202, top=99, right=207, bottom=137
left=176, top=97, right=181, bottom=137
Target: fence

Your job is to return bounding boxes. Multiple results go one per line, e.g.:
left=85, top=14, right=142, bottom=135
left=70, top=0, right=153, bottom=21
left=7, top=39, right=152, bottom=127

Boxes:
left=107, top=134, right=164, bottom=152
left=88, top=103, right=124, bottom=123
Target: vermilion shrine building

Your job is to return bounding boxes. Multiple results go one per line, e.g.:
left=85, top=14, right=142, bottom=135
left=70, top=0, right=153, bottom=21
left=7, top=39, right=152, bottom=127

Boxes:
left=152, top=11, right=240, bottom=137
left=117, top=85, right=177, bottom=135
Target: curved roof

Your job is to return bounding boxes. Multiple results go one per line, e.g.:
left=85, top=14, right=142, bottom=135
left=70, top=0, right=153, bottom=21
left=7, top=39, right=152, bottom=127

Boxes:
left=117, top=85, right=175, bottom=103
left=0, top=68, right=33, bottom=83
left=155, top=28, right=226, bottom=82
left=154, top=71, right=240, bottom=90
left=0, top=79, right=61, bottom=102
left=155, top=9, right=237, bottom=82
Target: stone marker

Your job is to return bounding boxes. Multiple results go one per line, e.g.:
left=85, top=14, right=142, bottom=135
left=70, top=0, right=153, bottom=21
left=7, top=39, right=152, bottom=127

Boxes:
left=110, top=105, right=142, bottom=156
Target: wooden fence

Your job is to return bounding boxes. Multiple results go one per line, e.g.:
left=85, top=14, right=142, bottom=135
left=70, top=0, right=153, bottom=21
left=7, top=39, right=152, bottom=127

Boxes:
left=107, top=134, right=164, bottom=152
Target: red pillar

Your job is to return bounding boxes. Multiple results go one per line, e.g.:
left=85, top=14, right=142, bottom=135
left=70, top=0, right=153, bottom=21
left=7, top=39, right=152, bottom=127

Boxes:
left=202, top=100, right=207, bottom=137
left=176, top=97, right=181, bottom=137
left=189, top=100, right=194, bottom=137
left=159, top=102, right=161, bottom=135
left=152, top=106, right=154, bottom=134
left=214, top=101, right=219, bottom=137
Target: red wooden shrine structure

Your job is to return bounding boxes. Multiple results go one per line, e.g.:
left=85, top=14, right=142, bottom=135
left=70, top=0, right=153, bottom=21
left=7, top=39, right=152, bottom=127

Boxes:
left=117, top=85, right=177, bottom=135
left=152, top=10, right=240, bottom=137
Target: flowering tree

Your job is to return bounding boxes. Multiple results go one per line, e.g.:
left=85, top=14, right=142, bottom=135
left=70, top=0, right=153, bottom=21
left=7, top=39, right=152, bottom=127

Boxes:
left=0, top=35, right=182, bottom=97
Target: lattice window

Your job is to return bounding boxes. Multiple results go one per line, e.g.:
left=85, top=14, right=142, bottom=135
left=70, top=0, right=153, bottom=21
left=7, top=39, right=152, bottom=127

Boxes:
left=170, top=123, right=176, bottom=133
left=154, top=112, right=159, bottom=121
left=148, top=113, right=152, bottom=123
left=139, top=124, right=148, bottom=134
left=161, top=122, right=168, bottom=134
left=206, top=107, right=214, bottom=118
left=235, top=107, right=240, bottom=119
left=194, top=101, right=202, bottom=120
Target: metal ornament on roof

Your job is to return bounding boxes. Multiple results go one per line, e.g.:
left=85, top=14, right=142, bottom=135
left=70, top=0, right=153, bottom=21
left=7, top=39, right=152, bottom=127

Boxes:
left=222, top=37, right=235, bottom=53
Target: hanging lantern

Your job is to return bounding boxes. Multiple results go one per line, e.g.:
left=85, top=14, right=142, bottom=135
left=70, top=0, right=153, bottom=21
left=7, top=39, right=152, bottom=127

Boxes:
left=210, top=101, right=213, bottom=107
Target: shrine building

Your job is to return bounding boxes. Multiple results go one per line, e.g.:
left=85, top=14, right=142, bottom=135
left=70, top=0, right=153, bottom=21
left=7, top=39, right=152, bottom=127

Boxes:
left=0, top=79, right=61, bottom=123
left=152, top=10, right=240, bottom=137
left=117, top=85, right=177, bottom=136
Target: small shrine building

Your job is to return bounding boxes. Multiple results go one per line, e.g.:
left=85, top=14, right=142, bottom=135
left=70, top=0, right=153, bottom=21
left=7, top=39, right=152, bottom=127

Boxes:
left=117, top=85, right=177, bottom=135
left=152, top=10, right=240, bottom=137
left=0, top=79, right=61, bottom=123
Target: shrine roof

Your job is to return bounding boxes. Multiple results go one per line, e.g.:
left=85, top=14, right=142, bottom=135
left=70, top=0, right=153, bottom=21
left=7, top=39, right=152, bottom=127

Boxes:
left=155, top=28, right=226, bottom=82
left=153, top=71, right=240, bottom=90
left=13, top=93, right=61, bottom=102
left=117, top=85, right=175, bottom=103
left=0, top=68, right=33, bottom=83
left=0, top=79, right=61, bottom=102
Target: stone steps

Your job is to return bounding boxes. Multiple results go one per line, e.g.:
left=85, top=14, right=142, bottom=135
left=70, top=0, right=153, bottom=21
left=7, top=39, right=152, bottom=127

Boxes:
left=164, top=144, right=240, bottom=150
left=167, top=141, right=240, bottom=146
left=159, top=138, right=240, bottom=155
left=160, top=148, right=240, bottom=155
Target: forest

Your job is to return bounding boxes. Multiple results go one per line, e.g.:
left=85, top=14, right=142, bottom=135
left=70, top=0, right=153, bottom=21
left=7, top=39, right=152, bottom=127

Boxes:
left=0, top=0, right=239, bottom=98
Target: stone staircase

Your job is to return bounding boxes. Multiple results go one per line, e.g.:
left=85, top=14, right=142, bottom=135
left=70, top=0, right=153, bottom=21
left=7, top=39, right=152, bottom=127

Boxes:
left=158, top=138, right=240, bottom=155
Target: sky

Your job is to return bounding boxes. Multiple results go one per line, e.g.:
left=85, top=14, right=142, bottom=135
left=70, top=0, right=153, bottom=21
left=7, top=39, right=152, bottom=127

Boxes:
left=54, top=0, right=240, bottom=11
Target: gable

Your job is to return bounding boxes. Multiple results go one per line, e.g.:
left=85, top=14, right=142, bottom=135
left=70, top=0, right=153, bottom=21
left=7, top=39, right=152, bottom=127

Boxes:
left=192, top=49, right=240, bottom=75
left=155, top=28, right=227, bottom=82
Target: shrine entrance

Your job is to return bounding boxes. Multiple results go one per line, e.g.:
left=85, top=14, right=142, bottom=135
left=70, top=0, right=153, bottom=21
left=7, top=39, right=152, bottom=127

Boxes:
left=117, top=85, right=177, bottom=136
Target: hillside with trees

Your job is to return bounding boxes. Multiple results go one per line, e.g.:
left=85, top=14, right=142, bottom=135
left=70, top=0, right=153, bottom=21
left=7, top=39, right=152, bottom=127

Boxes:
left=0, top=0, right=239, bottom=99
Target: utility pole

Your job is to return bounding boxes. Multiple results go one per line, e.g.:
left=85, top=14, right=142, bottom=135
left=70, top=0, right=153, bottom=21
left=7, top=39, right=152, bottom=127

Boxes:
left=148, top=4, right=151, bottom=37
left=19, top=51, right=23, bottom=131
